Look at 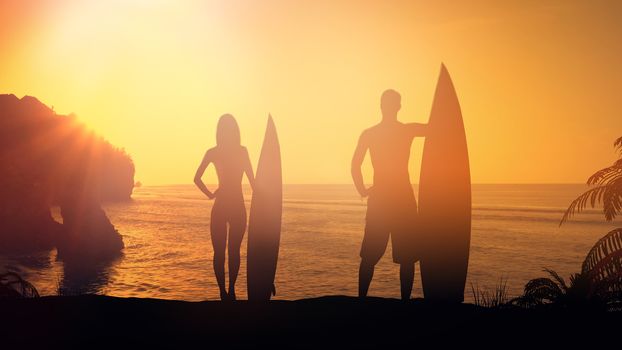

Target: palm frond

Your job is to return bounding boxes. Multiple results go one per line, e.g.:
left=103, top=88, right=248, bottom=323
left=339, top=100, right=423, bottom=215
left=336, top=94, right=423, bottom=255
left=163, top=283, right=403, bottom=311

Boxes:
left=562, top=136, right=622, bottom=225
left=603, top=179, right=622, bottom=221
left=582, top=228, right=622, bottom=275
left=544, top=268, right=568, bottom=291
left=593, top=270, right=622, bottom=294
left=560, top=186, right=608, bottom=225
left=0, top=272, right=39, bottom=298
left=523, top=277, right=563, bottom=303
left=581, top=227, right=622, bottom=303
left=587, top=165, right=621, bottom=186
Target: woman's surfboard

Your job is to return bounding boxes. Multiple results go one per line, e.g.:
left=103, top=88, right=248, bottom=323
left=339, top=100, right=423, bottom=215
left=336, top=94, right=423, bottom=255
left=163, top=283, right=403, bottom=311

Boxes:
left=247, top=115, right=282, bottom=301
left=418, top=64, right=471, bottom=303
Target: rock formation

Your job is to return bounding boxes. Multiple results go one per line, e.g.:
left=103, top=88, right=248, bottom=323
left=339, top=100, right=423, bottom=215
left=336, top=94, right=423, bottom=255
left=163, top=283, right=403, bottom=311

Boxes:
left=0, top=94, right=133, bottom=259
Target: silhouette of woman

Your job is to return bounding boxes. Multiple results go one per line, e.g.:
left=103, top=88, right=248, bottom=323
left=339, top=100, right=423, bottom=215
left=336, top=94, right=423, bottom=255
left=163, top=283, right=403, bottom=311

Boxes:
left=194, top=114, right=255, bottom=301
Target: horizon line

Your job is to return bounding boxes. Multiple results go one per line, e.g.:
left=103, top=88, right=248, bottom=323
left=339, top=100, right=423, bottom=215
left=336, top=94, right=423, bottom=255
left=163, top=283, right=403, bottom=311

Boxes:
left=138, top=182, right=589, bottom=187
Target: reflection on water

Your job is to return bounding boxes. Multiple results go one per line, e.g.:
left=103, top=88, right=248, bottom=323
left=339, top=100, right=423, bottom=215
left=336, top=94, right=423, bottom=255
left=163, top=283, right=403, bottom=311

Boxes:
left=58, top=254, right=122, bottom=295
left=0, top=184, right=618, bottom=301
left=0, top=249, right=122, bottom=296
left=2, top=251, right=53, bottom=271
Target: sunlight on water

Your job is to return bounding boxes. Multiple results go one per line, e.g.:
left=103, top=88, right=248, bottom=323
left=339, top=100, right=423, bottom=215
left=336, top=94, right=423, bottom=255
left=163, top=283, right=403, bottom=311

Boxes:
left=2, top=184, right=617, bottom=301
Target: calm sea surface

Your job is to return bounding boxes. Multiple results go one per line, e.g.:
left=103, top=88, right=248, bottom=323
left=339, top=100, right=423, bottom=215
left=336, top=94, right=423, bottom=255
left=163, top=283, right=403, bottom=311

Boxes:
left=1, top=184, right=619, bottom=301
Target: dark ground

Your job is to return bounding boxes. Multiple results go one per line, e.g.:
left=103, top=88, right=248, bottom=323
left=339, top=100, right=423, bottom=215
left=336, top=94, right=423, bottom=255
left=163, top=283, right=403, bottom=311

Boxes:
left=1, top=295, right=620, bottom=348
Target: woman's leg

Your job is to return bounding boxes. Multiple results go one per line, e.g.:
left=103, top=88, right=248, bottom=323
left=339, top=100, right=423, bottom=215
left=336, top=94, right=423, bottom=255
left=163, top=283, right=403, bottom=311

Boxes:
left=227, top=204, right=247, bottom=300
left=210, top=204, right=228, bottom=300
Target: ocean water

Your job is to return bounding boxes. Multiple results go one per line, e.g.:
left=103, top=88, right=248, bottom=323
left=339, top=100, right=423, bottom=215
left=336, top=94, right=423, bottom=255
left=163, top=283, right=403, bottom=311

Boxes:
left=1, top=184, right=619, bottom=302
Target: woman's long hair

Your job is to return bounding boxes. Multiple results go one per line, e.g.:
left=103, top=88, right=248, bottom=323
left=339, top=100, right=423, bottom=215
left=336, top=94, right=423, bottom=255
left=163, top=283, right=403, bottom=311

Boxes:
left=216, top=114, right=241, bottom=148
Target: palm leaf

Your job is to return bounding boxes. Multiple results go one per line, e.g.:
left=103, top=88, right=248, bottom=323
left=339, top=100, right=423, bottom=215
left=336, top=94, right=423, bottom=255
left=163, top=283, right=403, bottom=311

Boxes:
left=582, top=228, right=622, bottom=274
left=523, top=277, right=564, bottom=303
left=587, top=165, right=621, bottom=186
left=560, top=186, right=608, bottom=225
left=581, top=228, right=622, bottom=300
left=603, top=179, right=622, bottom=221
left=544, top=268, right=568, bottom=291
left=560, top=179, right=622, bottom=224
left=591, top=251, right=622, bottom=289
left=0, top=272, right=39, bottom=298
left=561, top=136, right=622, bottom=225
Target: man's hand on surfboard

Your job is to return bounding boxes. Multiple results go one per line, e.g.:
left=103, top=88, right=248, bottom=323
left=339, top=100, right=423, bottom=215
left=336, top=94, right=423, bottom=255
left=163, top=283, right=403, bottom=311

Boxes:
left=406, top=122, right=428, bottom=137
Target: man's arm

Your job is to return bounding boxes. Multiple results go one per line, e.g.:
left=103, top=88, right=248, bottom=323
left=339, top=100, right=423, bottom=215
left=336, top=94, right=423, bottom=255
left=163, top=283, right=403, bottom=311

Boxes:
left=406, top=122, right=428, bottom=138
left=351, top=131, right=370, bottom=197
left=194, top=150, right=215, bottom=199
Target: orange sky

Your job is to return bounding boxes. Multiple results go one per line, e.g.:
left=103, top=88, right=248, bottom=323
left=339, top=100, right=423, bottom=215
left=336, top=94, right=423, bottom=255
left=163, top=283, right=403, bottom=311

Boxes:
left=1, top=0, right=621, bottom=185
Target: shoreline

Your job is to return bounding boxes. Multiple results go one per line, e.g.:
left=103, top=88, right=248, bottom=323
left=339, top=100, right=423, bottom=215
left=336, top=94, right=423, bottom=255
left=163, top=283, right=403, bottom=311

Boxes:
left=2, top=295, right=620, bottom=347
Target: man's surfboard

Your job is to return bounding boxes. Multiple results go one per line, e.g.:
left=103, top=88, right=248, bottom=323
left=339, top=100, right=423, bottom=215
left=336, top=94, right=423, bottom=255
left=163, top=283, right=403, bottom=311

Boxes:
left=418, top=64, right=471, bottom=303
left=247, top=115, right=282, bottom=301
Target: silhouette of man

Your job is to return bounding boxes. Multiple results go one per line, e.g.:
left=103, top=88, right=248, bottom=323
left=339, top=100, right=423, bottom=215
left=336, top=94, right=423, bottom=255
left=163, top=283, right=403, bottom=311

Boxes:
left=351, top=89, right=427, bottom=300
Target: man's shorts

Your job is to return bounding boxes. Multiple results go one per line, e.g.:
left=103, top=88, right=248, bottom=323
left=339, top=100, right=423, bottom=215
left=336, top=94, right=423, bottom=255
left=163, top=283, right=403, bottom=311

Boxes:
left=360, top=190, right=418, bottom=264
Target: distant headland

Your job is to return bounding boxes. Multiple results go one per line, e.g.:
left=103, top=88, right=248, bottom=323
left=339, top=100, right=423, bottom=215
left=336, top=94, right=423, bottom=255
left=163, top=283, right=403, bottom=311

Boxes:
left=0, top=94, right=133, bottom=258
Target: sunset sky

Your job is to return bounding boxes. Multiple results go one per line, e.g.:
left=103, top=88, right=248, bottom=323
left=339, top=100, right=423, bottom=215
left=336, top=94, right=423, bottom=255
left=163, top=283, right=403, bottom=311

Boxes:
left=1, top=0, right=621, bottom=185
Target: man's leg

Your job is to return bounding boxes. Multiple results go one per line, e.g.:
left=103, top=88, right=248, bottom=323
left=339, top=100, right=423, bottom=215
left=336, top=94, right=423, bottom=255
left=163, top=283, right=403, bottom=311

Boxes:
left=395, top=194, right=418, bottom=301
left=359, top=257, right=380, bottom=298
left=400, top=263, right=415, bottom=300
left=359, top=195, right=388, bottom=298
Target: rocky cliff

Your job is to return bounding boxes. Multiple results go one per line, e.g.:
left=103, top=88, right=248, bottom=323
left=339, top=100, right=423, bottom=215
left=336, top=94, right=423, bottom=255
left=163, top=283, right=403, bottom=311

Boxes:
left=0, top=94, right=132, bottom=258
